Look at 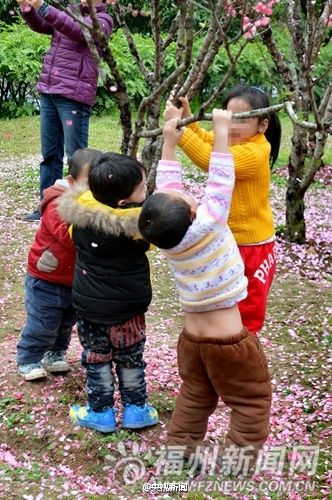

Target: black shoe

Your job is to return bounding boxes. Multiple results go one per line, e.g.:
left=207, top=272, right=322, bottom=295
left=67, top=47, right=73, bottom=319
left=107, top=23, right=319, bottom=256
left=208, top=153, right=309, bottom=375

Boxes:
left=25, top=209, right=40, bottom=222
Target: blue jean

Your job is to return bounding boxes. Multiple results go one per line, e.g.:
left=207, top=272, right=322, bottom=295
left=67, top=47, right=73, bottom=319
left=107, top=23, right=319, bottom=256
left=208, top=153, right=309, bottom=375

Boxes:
left=17, top=274, right=76, bottom=365
left=39, top=93, right=91, bottom=198
left=77, top=317, right=147, bottom=411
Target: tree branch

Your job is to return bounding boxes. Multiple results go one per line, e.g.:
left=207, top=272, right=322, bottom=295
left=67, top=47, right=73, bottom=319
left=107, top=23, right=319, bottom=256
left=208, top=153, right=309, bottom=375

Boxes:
left=198, top=39, right=249, bottom=112
left=137, top=102, right=288, bottom=138
left=151, top=0, right=163, bottom=83
left=261, top=26, right=298, bottom=94
left=161, top=11, right=180, bottom=51
left=111, top=2, right=153, bottom=83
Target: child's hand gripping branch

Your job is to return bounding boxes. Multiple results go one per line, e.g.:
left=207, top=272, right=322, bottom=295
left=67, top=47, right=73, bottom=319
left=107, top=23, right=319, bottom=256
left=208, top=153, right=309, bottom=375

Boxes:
left=161, top=119, right=185, bottom=162
left=163, top=88, right=192, bottom=122
left=160, top=108, right=231, bottom=169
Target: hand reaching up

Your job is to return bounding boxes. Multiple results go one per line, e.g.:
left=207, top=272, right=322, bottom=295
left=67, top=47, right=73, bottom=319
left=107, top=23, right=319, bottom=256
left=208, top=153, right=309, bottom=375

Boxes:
left=163, top=88, right=192, bottom=122
left=161, top=119, right=184, bottom=161
left=212, top=109, right=232, bottom=154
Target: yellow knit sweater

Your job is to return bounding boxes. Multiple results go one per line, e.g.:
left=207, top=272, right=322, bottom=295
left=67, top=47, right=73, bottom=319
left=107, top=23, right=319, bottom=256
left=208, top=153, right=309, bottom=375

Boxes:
left=178, top=122, right=275, bottom=245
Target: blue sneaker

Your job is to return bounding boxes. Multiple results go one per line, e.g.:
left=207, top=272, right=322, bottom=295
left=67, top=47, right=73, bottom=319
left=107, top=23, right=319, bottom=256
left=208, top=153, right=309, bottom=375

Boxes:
left=122, top=403, right=159, bottom=429
left=70, top=405, right=116, bottom=433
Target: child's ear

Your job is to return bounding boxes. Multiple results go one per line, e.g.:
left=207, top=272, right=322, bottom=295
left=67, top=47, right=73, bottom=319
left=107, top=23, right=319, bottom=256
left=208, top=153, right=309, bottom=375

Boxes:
left=117, top=199, right=127, bottom=207
left=190, top=206, right=197, bottom=221
left=258, top=118, right=268, bottom=134
left=67, top=175, right=74, bottom=187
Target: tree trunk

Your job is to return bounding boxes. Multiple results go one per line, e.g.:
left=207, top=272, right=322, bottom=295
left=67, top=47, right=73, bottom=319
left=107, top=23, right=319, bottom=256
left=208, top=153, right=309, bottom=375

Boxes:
left=285, top=123, right=308, bottom=243
left=285, top=181, right=306, bottom=243
left=140, top=96, right=163, bottom=192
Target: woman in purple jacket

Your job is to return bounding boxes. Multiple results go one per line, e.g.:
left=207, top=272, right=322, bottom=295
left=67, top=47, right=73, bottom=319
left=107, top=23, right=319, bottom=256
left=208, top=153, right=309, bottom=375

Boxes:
left=17, top=0, right=113, bottom=221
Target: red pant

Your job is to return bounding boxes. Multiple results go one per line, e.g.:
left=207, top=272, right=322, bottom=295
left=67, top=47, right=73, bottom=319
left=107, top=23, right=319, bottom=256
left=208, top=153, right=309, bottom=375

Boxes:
left=238, top=241, right=276, bottom=335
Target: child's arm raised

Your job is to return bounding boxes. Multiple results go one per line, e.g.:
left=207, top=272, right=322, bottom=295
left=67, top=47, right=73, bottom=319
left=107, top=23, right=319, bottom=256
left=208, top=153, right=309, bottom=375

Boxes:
left=156, top=119, right=184, bottom=192
left=212, top=109, right=232, bottom=154
left=161, top=118, right=183, bottom=161
left=196, top=110, right=234, bottom=226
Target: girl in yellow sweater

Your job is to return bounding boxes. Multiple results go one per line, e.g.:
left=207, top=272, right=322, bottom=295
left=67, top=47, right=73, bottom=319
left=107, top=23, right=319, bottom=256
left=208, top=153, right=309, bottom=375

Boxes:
left=164, top=84, right=281, bottom=335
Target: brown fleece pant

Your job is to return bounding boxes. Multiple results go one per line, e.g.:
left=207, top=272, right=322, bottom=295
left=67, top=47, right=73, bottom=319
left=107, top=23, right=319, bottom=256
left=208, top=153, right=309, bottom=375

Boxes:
left=167, top=328, right=272, bottom=467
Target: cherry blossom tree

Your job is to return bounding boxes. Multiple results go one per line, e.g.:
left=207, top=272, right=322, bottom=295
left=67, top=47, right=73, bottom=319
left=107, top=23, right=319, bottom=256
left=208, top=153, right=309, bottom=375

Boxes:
left=258, top=0, right=332, bottom=243
left=57, top=0, right=332, bottom=242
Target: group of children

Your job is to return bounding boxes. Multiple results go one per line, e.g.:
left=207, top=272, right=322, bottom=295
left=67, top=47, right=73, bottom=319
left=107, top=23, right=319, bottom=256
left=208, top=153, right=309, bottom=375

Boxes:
left=17, top=83, right=281, bottom=472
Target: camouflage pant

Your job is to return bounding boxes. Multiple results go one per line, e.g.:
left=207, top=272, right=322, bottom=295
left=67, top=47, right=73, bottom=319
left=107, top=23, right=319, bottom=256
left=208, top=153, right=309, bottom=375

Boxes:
left=77, top=316, right=147, bottom=411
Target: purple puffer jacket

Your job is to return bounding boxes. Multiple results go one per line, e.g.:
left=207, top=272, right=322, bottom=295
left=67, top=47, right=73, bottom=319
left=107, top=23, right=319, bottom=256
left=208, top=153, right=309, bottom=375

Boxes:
left=22, top=3, right=113, bottom=106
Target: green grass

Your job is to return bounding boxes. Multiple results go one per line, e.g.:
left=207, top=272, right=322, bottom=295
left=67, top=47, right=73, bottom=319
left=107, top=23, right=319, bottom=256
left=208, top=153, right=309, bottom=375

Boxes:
left=0, top=113, right=123, bottom=157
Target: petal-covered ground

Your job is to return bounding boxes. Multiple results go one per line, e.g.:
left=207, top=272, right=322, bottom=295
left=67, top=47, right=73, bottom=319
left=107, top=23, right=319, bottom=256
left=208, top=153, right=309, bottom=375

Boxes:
left=0, top=155, right=331, bottom=499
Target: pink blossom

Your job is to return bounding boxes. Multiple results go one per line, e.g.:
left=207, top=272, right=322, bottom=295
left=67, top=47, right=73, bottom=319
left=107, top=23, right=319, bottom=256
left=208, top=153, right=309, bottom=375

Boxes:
left=243, top=25, right=257, bottom=38
left=260, top=16, right=271, bottom=26
left=255, top=2, right=266, bottom=13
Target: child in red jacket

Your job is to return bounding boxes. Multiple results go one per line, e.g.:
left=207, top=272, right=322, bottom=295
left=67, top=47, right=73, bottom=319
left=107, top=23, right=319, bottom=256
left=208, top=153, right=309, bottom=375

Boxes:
left=17, top=148, right=101, bottom=381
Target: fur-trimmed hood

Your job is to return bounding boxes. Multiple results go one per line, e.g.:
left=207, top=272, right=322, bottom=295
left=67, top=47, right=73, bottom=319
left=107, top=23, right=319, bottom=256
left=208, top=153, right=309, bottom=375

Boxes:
left=57, top=186, right=142, bottom=238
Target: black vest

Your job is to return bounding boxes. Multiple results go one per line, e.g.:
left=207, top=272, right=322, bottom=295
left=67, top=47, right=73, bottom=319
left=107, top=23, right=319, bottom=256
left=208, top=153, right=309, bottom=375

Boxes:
left=72, top=226, right=152, bottom=325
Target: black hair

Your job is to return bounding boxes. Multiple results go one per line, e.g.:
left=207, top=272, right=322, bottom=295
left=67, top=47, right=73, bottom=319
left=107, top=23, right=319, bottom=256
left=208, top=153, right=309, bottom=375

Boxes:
left=68, top=148, right=102, bottom=179
left=138, top=192, right=192, bottom=249
left=222, top=84, right=281, bottom=166
left=88, top=152, right=146, bottom=208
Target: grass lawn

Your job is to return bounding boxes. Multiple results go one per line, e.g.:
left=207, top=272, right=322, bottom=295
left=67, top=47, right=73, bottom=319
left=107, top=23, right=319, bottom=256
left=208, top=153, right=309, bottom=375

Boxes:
left=0, top=113, right=331, bottom=499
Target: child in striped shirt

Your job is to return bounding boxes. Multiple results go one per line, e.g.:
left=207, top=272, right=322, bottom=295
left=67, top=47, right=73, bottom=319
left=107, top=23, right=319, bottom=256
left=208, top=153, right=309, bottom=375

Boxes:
left=139, top=110, right=272, bottom=473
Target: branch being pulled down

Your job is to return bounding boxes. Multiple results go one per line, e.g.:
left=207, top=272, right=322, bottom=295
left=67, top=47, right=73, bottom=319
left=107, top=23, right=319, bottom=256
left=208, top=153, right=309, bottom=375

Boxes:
left=138, top=101, right=332, bottom=139
left=138, top=103, right=287, bottom=138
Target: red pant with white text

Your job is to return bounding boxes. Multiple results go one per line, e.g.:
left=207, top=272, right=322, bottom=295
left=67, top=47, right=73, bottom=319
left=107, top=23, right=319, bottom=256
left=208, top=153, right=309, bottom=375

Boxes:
left=238, top=241, right=276, bottom=335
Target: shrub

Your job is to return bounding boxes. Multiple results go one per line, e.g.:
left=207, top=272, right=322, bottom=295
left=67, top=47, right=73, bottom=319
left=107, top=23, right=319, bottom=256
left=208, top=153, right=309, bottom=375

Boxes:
left=0, top=19, right=48, bottom=118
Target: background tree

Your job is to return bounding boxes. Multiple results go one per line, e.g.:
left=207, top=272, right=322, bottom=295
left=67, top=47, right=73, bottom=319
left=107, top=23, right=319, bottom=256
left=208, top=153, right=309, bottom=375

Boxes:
left=1, top=0, right=331, bottom=243
left=258, top=0, right=332, bottom=242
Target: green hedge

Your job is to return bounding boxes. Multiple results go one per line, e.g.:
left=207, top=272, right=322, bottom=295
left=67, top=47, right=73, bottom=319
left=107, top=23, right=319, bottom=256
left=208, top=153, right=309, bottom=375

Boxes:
left=0, top=20, right=48, bottom=117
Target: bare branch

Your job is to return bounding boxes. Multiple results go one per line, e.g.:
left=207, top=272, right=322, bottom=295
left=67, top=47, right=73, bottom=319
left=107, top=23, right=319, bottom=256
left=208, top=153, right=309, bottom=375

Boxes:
left=137, top=103, right=288, bottom=138
left=310, top=0, right=332, bottom=62
left=82, top=0, right=133, bottom=152
left=199, top=39, right=249, bottom=112
left=111, top=2, right=153, bottom=83
left=151, top=0, right=163, bottom=83
left=286, top=0, right=306, bottom=64
left=284, top=102, right=319, bottom=130
left=161, top=12, right=180, bottom=51
left=53, top=0, right=91, bottom=30
left=180, top=2, right=221, bottom=97
left=129, top=61, right=189, bottom=156
left=261, top=26, right=298, bottom=94
left=175, top=1, right=187, bottom=67
left=311, top=63, right=332, bottom=88
left=318, top=79, right=332, bottom=119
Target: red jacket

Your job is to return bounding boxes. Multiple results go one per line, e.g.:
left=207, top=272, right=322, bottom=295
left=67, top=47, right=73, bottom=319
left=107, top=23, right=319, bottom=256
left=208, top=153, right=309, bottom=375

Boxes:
left=28, top=180, right=76, bottom=286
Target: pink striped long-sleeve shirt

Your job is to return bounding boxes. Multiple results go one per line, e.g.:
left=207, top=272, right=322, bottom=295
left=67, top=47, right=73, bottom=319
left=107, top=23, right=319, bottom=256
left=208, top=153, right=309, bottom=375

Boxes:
left=156, top=152, right=248, bottom=312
